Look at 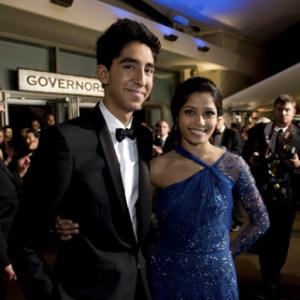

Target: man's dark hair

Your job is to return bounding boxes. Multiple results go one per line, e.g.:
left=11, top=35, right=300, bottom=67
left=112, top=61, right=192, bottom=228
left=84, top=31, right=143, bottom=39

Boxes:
left=273, top=94, right=296, bottom=107
left=96, top=18, right=161, bottom=69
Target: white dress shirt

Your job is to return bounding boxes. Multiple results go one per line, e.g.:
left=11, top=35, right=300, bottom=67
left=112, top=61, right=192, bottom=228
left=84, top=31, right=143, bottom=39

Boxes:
left=99, top=101, right=139, bottom=239
left=264, top=122, right=288, bottom=153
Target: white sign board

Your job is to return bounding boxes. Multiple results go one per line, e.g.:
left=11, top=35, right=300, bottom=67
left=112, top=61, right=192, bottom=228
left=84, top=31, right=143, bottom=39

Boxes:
left=18, top=69, right=104, bottom=97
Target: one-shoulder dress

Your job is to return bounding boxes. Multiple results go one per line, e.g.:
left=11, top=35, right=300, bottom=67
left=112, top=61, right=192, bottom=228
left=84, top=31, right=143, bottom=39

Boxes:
left=151, top=145, right=269, bottom=300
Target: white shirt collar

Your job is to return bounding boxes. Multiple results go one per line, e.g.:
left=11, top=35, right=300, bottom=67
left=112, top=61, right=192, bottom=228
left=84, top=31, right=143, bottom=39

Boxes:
left=99, top=101, right=133, bottom=134
left=274, top=125, right=288, bottom=132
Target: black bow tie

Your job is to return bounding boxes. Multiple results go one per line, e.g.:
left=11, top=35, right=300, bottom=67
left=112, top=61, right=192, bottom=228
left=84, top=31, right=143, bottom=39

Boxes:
left=115, top=128, right=136, bottom=142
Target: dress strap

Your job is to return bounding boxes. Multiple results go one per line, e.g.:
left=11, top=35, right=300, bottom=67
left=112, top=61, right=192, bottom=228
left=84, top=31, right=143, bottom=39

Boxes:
left=175, top=145, right=210, bottom=168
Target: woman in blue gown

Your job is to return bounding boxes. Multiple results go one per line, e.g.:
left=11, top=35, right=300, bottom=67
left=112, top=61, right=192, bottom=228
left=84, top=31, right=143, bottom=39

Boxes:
left=150, top=77, right=270, bottom=300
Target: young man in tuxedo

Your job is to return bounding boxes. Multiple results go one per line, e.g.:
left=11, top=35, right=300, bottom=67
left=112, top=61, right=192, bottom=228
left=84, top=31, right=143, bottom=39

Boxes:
left=17, top=18, right=161, bottom=300
left=243, top=94, right=300, bottom=299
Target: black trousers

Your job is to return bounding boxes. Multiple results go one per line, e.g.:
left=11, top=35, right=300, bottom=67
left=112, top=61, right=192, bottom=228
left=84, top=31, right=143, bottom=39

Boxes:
left=135, top=269, right=149, bottom=300
left=257, top=195, right=296, bottom=288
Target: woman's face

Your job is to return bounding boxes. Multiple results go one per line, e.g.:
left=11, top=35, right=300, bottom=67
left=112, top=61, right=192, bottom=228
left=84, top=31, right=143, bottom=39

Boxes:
left=26, top=132, right=39, bottom=150
left=178, top=91, right=218, bottom=147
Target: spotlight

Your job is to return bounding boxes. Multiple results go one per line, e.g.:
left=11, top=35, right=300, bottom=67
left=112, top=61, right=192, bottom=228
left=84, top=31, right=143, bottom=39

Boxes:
left=198, top=46, right=210, bottom=52
left=163, top=34, right=178, bottom=42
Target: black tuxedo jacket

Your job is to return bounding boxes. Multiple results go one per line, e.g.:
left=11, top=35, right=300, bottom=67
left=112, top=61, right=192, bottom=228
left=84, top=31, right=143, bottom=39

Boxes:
left=212, top=127, right=243, bottom=155
left=0, top=160, right=19, bottom=272
left=21, top=105, right=153, bottom=300
left=221, top=128, right=243, bottom=155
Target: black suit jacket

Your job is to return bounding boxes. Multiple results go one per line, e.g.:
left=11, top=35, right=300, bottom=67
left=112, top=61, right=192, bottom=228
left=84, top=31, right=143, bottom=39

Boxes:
left=221, top=128, right=243, bottom=155
left=0, top=160, right=19, bottom=272
left=212, top=127, right=243, bottom=155
left=20, top=105, right=153, bottom=300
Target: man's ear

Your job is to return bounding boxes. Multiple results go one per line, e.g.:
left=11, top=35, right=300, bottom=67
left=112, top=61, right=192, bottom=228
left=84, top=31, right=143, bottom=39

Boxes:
left=97, top=65, right=109, bottom=85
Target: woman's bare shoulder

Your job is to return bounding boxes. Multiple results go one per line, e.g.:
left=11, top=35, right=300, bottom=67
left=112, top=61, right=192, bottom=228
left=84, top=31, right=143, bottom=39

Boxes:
left=151, top=151, right=176, bottom=170
left=150, top=151, right=177, bottom=186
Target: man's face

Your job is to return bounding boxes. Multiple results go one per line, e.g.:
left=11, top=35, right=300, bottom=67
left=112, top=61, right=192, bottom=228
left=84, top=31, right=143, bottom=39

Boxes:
left=26, top=132, right=39, bottom=150
left=157, top=121, right=169, bottom=138
left=45, top=114, right=55, bottom=126
left=4, top=127, right=12, bottom=139
left=98, top=41, right=155, bottom=118
left=31, top=120, right=40, bottom=131
left=273, top=102, right=295, bottom=127
left=215, top=116, right=225, bottom=131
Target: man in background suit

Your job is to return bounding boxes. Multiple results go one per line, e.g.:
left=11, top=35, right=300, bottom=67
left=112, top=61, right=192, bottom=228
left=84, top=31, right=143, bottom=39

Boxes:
left=17, top=18, right=161, bottom=300
left=243, top=94, right=300, bottom=300
left=153, top=120, right=170, bottom=155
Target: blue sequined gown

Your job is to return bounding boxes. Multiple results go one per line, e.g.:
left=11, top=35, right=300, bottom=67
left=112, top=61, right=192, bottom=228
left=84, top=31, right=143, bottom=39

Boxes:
left=151, top=146, right=269, bottom=300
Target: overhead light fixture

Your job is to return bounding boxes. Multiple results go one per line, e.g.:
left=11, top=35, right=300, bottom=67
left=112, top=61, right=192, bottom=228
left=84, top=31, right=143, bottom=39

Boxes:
left=172, top=15, right=189, bottom=26
left=163, top=34, right=178, bottom=42
left=50, top=0, right=73, bottom=7
left=198, top=45, right=210, bottom=52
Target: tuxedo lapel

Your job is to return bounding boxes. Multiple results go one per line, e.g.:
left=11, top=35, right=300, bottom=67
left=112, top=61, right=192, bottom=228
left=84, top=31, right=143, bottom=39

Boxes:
left=134, top=123, right=152, bottom=243
left=136, top=158, right=152, bottom=242
left=89, top=106, right=134, bottom=231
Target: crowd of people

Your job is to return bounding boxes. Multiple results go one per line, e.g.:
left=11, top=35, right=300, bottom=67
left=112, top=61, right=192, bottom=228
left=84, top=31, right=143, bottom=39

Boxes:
left=0, top=18, right=300, bottom=300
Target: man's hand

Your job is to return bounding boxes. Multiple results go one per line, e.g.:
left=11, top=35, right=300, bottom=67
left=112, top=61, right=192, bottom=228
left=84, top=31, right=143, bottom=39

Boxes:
left=55, top=216, right=80, bottom=241
left=287, top=153, right=300, bottom=169
left=4, top=264, right=17, bottom=281
left=153, top=145, right=163, bottom=155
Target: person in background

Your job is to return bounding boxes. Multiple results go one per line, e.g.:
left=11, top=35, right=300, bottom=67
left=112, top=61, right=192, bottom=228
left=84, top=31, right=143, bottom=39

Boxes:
left=153, top=120, right=170, bottom=156
left=25, top=129, right=39, bottom=151
left=2, top=141, right=15, bottom=166
left=15, top=18, right=160, bottom=300
left=44, top=113, right=56, bottom=129
left=0, top=150, right=18, bottom=300
left=0, top=103, right=31, bottom=300
left=240, top=124, right=252, bottom=142
left=8, top=135, right=33, bottom=183
left=243, top=94, right=300, bottom=300
left=3, top=126, right=13, bottom=143
left=30, top=119, right=41, bottom=134
left=211, top=114, right=244, bottom=231
left=211, top=115, right=243, bottom=154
